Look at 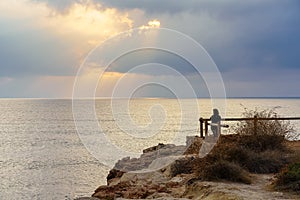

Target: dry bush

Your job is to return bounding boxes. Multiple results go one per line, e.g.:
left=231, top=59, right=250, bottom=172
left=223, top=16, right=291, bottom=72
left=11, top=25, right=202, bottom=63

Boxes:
left=193, top=133, right=291, bottom=183
left=170, top=157, right=196, bottom=177
left=244, top=150, right=288, bottom=173
left=198, top=159, right=251, bottom=184
left=191, top=108, right=297, bottom=185
left=207, top=135, right=289, bottom=174
left=238, top=134, right=287, bottom=152
left=234, top=107, right=295, bottom=140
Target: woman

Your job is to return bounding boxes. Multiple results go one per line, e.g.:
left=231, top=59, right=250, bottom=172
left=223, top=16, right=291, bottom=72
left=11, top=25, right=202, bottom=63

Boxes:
left=210, top=108, right=221, bottom=137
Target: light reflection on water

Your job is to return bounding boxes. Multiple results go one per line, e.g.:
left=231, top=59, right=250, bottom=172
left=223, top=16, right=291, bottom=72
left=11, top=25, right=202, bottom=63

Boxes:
left=0, top=98, right=299, bottom=199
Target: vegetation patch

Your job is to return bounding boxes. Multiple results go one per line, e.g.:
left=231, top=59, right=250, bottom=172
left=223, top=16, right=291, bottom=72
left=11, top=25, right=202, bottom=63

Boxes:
left=273, top=162, right=300, bottom=193
left=191, top=108, right=296, bottom=185
left=199, top=159, right=252, bottom=184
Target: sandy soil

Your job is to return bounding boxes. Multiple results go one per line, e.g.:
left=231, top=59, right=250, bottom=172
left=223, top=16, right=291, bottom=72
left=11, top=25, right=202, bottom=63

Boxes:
left=194, top=173, right=299, bottom=200
left=287, top=140, right=300, bottom=151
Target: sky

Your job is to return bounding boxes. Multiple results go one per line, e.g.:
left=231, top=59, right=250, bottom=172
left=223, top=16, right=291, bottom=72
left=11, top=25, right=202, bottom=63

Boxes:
left=0, top=0, right=300, bottom=98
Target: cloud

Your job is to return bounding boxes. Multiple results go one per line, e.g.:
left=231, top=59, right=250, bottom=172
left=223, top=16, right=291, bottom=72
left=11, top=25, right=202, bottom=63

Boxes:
left=0, top=27, right=78, bottom=77
left=26, top=0, right=300, bottom=73
left=107, top=49, right=198, bottom=76
left=0, top=0, right=132, bottom=77
left=31, top=0, right=85, bottom=13
left=33, top=0, right=300, bottom=16
left=1, top=0, right=300, bottom=97
left=223, top=68, right=300, bottom=97
left=0, top=76, right=75, bottom=98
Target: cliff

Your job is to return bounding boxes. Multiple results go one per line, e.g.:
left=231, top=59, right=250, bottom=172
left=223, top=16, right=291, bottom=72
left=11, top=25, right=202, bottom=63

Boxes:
left=87, top=135, right=299, bottom=200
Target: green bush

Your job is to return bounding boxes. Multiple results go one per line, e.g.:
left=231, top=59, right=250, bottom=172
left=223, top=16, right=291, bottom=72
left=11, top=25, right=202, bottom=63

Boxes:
left=274, top=162, right=300, bottom=193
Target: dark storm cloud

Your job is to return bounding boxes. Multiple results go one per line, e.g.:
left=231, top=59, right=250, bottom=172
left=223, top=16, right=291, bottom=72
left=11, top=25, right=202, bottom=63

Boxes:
left=1, top=0, right=300, bottom=97
left=107, top=49, right=198, bottom=76
left=100, top=0, right=294, bottom=20
left=32, top=0, right=203, bottom=13
left=34, top=0, right=298, bottom=15
left=195, top=2, right=300, bottom=72
left=32, top=0, right=300, bottom=72
left=31, top=0, right=82, bottom=12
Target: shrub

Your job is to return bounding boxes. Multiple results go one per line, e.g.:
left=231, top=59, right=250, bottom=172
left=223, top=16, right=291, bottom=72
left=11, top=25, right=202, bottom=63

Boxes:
left=193, top=108, right=295, bottom=185
left=207, top=138, right=250, bottom=166
left=199, top=160, right=251, bottom=184
left=234, top=107, right=294, bottom=141
left=274, top=162, right=300, bottom=193
left=210, top=134, right=289, bottom=170
left=170, top=156, right=197, bottom=177
left=244, top=150, right=288, bottom=173
left=238, top=134, right=287, bottom=152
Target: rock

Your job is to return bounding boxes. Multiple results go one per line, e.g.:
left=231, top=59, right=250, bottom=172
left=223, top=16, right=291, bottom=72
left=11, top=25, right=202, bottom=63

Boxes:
left=184, top=136, right=203, bottom=155
left=183, top=181, right=243, bottom=200
left=93, top=181, right=131, bottom=199
left=107, top=168, right=125, bottom=186
left=163, top=155, right=197, bottom=178
left=146, top=192, right=174, bottom=199
left=143, top=143, right=166, bottom=153
left=91, top=135, right=300, bottom=200
left=112, top=143, right=186, bottom=173
left=92, top=139, right=203, bottom=199
left=148, top=155, right=182, bottom=171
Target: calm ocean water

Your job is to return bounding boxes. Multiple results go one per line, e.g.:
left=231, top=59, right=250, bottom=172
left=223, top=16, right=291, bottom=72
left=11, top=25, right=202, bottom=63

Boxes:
left=0, top=98, right=300, bottom=199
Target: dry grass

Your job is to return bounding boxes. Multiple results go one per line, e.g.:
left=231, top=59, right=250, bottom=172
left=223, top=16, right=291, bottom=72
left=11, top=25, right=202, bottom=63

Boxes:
left=198, top=159, right=252, bottom=184
left=234, top=107, right=295, bottom=139
left=192, top=134, right=289, bottom=184
left=166, top=108, right=299, bottom=188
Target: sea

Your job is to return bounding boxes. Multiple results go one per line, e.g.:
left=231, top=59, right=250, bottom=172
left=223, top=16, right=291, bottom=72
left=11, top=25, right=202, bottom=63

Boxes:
left=0, top=98, right=300, bottom=199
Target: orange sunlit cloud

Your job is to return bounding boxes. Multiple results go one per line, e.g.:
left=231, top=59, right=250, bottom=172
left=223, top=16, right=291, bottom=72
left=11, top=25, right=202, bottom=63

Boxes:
left=0, top=1, right=163, bottom=98
left=148, top=20, right=161, bottom=28
left=42, top=3, right=133, bottom=43
left=139, top=19, right=161, bottom=30
left=0, top=1, right=137, bottom=98
left=46, top=3, right=133, bottom=64
left=0, top=0, right=133, bottom=54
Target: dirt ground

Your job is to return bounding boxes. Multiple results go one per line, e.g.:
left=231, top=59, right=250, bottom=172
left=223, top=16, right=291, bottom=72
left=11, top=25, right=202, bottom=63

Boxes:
left=287, top=140, right=300, bottom=151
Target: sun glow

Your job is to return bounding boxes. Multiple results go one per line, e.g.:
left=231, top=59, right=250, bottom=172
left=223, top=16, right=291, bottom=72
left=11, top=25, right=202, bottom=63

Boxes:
left=0, top=1, right=133, bottom=46
left=43, top=3, right=133, bottom=44
left=139, top=19, right=161, bottom=30
left=148, top=20, right=161, bottom=28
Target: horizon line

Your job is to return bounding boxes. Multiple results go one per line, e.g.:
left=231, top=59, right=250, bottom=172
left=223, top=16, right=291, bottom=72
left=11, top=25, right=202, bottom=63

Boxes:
left=0, top=96, right=300, bottom=100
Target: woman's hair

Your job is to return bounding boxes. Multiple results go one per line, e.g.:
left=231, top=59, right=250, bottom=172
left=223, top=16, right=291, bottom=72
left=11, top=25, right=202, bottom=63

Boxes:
left=213, top=108, right=219, bottom=115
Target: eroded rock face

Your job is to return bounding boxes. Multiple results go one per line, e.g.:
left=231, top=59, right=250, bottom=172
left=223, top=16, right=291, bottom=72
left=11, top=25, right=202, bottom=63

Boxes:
left=112, top=143, right=187, bottom=173
left=93, top=170, right=189, bottom=199
left=91, top=136, right=300, bottom=200
left=93, top=137, right=203, bottom=199
left=184, top=136, right=203, bottom=155
left=107, top=168, right=125, bottom=186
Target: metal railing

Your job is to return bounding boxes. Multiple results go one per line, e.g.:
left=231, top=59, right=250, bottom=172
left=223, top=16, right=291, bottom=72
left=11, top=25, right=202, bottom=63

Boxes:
left=199, top=116, right=300, bottom=138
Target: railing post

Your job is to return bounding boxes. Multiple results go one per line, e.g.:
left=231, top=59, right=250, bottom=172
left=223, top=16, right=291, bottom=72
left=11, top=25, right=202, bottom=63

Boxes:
left=205, top=120, right=208, bottom=137
left=254, top=115, right=258, bottom=135
left=199, top=118, right=204, bottom=138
